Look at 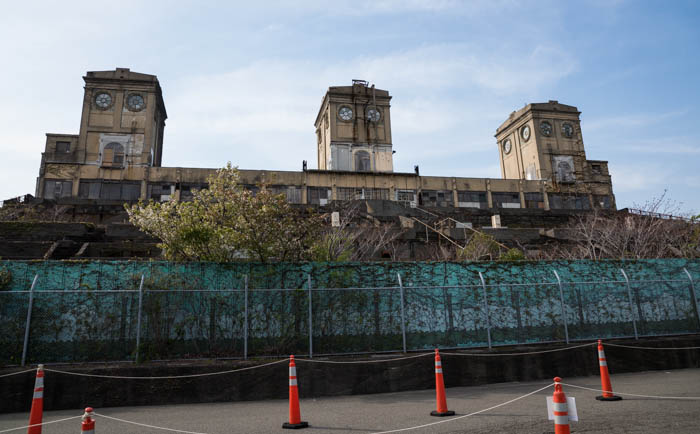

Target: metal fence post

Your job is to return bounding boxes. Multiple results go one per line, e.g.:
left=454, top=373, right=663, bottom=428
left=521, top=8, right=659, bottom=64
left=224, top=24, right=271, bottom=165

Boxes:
left=21, top=274, right=39, bottom=366
left=134, top=275, right=145, bottom=362
left=397, top=273, right=407, bottom=353
left=620, top=269, right=639, bottom=340
left=244, top=274, right=249, bottom=360
left=552, top=270, right=570, bottom=344
left=683, top=268, right=700, bottom=330
left=478, top=272, right=492, bottom=349
left=307, top=275, right=313, bottom=358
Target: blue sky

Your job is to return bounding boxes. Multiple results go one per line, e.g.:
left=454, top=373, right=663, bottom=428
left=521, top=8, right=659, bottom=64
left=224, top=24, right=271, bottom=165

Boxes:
left=1, top=0, right=699, bottom=214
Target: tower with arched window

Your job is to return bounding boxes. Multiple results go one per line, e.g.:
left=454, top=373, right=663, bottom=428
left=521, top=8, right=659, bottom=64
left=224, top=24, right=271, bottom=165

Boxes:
left=314, top=80, right=394, bottom=173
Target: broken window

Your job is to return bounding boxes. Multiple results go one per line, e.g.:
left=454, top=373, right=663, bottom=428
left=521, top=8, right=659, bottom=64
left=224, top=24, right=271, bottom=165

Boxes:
left=355, top=151, right=371, bottom=172
left=78, top=180, right=140, bottom=200
left=593, top=195, right=611, bottom=209
left=524, top=192, right=545, bottom=209
left=549, top=194, right=591, bottom=210
left=179, top=183, right=209, bottom=202
left=43, top=180, right=73, bottom=199
left=396, top=190, right=416, bottom=205
left=420, top=190, right=453, bottom=207
left=336, top=187, right=362, bottom=201
left=148, top=184, right=174, bottom=201
left=102, top=142, right=125, bottom=167
left=492, top=192, right=521, bottom=209
left=56, top=141, right=71, bottom=153
left=457, top=191, right=488, bottom=209
left=364, top=188, right=390, bottom=200
left=269, top=185, right=302, bottom=204
left=307, top=187, right=331, bottom=205
left=78, top=180, right=101, bottom=199
left=553, top=155, right=575, bottom=183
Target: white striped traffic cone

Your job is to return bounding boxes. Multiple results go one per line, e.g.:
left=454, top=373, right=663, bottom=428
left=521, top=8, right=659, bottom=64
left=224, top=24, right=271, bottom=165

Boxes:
left=595, top=340, right=622, bottom=401
left=81, top=407, right=95, bottom=433
left=552, top=377, right=570, bottom=434
left=27, top=364, right=44, bottom=434
left=282, top=355, right=308, bottom=429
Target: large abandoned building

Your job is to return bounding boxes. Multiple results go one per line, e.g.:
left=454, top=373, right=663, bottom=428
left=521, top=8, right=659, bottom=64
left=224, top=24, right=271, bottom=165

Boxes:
left=35, top=68, right=614, bottom=211
left=0, top=68, right=619, bottom=260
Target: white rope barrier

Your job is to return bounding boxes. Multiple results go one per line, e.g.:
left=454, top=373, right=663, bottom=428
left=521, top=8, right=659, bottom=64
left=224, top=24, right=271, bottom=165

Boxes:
left=370, top=382, right=554, bottom=433
left=94, top=412, right=210, bottom=434
left=44, top=358, right=288, bottom=379
left=604, top=342, right=700, bottom=351
left=296, top=352, right=433, bottom=364
left=440, top=341, right=596, bottom=357
left=0, top=415, right=82, bottom=433
left=559, top=382, right=700, bottom=400
left=0, top=369, right=35, bottom=378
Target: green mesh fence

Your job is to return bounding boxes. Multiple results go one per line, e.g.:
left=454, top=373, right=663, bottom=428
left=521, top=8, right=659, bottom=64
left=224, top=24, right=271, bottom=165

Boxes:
left=0, top=259, right=698, bottom=365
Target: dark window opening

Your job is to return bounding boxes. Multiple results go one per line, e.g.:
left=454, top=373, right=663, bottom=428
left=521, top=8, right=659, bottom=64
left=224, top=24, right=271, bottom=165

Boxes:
left=56, top=141, right=70, bottom=153
left=43, top=180, right=73, bottom=199
left=457, top=191, right=488, bottom=209
left=103, top=142, right=125, bottom=167
left=492, top=192, right=521, bottom=209
left=420, top=190, right=453, bottom=207
left=355, top=151, right=371, bottom=172
left=524, top=192, right=545, bottom=209
left=549, top=194, right=591, bottom=210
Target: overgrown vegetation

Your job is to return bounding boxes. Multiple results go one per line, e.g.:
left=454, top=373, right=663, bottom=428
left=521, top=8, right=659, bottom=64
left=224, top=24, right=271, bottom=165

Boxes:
left=126, top=164, right=322, bottom=262
left=540, top=194, right=700, bottom=260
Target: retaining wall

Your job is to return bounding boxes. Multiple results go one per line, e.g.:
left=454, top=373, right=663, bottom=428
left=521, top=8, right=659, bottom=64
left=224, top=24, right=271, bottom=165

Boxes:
left=1, top=335, right=698, bottom=413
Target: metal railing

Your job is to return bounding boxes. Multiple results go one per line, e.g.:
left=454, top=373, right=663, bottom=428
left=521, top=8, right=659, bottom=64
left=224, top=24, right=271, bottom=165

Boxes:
left=1, top=267, right=698, bottom=366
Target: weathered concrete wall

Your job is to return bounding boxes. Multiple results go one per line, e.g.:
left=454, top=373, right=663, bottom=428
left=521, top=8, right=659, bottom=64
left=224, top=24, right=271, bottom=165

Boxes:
left=0, top=335, right=698, bottom=413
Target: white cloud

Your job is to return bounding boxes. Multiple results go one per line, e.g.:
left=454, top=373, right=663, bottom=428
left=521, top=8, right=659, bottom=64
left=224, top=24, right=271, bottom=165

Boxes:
left=161, top=42, right=574, bottom=173
left=584, top=110, right=687, bottom=132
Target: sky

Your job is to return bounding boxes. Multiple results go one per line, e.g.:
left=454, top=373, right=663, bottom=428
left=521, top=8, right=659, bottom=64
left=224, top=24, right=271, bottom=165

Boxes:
left=1, top=0, right=699, bottom=214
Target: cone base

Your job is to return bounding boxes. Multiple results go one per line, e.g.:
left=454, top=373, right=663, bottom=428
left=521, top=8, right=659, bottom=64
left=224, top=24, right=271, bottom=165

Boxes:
left=430, top=410, right=455, bottom=417
left=283, top=421, right=309, bottom=429
left=596, top=395, right=622, bottom=401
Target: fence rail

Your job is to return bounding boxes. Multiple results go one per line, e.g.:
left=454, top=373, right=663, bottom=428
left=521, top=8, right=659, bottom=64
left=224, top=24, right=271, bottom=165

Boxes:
left=1, top=266, right=699, bottom=366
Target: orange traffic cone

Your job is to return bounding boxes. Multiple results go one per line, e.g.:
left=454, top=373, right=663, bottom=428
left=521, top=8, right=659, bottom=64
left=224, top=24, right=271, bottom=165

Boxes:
left=552, top=377, right=570, bottom=434
left=431, top=349, right=455, bottom=417
left=27, top=364, right=44, bottom=434
left=81, top=407, right=95, bottom=434
left=595, top=340, right=622, bottom=401
left=282, top=355, right=308, bottom=429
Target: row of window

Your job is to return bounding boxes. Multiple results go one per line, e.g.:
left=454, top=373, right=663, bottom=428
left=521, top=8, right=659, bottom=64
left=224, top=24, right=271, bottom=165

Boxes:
left=42, top=179, right=612, bottom=210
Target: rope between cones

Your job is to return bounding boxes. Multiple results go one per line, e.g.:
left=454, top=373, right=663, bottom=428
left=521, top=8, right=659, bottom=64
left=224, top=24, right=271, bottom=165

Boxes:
left=0, top=369, right=35, bottom=378
left=440, top=342, right=596, bottom=357
left=559, top=382, right=700, bottom=400
left=296, top=352, right=433, bottom=363
left=0, top=415, right=82, bottom=433
left=94, top=413, right=210, bottom=434
left=43, top=358, right=288, bottom=379
left=369, top=383, right=555, bottom=434
left=603, top=342, right=700, bottom=351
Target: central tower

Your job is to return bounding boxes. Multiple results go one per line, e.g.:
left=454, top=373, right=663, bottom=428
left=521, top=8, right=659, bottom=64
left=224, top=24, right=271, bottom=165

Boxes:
left=314, top=80, right=393, bottom=172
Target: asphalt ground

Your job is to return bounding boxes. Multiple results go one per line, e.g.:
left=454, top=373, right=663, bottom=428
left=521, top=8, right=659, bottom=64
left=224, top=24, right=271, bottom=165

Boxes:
left=2, top=368, right=699, bottom=434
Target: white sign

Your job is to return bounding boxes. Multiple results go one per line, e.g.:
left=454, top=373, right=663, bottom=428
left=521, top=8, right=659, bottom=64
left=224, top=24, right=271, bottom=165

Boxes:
left=331, top=212, right=340, bottom=227
left=546, top=396, right=578, bottom=422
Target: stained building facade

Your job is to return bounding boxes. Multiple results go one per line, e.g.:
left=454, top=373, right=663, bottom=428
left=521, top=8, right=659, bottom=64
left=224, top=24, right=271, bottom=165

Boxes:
left=35, top=68, right=614, bottom=211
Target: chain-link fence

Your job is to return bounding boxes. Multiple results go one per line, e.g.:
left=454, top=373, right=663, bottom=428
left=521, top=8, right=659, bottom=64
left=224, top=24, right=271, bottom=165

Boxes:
left=2, top=266, right=698, bottom=365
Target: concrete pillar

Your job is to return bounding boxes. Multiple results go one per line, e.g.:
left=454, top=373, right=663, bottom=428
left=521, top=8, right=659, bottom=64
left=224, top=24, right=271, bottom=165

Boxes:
left=486, top=179, right=493, bottom=208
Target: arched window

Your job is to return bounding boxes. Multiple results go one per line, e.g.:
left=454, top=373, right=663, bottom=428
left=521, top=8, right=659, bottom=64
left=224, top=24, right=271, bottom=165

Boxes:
left=103, top=142, right=125, bottom=167
left=355, top=151, right=371, bottom=172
